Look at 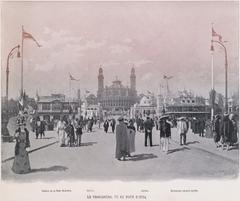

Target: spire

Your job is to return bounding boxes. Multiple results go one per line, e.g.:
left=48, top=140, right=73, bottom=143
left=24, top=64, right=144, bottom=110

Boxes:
left=35, top=89, right=39, bottom=101
left=131, top=67, right=135, bottom=74
left=130, top=67, right=136, bottom=91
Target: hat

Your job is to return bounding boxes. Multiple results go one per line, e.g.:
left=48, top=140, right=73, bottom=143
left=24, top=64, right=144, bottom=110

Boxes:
left=229, top=113, right=234, bottom=120
left=118, top=116, right=124, bottom=121
left=129, top=119, right=134, bottom=124
left=17, top=117, right=26, bottom=126
left=160, top=115, right=169, bottom=120
left=178, top=117, right=185, bottom=121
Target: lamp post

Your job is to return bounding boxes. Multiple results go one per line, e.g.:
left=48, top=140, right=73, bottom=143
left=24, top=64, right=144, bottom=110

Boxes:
left=6, top=45, right=21, bottom=116
left=212, top=40, right=228, bottom=113
left=2, top=45, right=21, bottom=140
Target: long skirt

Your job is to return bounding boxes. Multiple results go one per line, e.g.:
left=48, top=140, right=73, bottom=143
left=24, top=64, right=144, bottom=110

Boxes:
left=213, top=131, right=221, bottom=143
left=115, top=134, right=128, bottom=159
left=128, top=133, right=135, bottom=153
left=12, top=143, right=31, bottom=174
left=59, top=130, right=66, bottom=146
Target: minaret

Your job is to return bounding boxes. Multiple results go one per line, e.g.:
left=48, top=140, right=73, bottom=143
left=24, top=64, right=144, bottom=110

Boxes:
left=35, top=89, right=39, bottom=102
left=97, top=67, right=104, bottom=99
left=130, top=67, right=136, bottom=92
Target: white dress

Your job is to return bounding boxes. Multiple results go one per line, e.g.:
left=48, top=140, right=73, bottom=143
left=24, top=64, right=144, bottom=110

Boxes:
left=57, top=121, right=66, bottom=146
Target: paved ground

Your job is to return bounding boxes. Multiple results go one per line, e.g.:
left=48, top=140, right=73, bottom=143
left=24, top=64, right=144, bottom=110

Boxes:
left=1, top=124, right=239, bottom=182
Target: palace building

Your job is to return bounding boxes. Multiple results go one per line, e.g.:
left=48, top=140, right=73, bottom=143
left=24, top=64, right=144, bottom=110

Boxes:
left=36, top=93, right=80, bottom=122
left=97, top=67, right=138, bottom=113
left=157, top=90, right=210, bottom=118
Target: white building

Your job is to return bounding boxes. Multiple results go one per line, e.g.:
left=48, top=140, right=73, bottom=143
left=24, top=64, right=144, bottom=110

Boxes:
left=130, top=95, right=156, bottom=119
left=81, top=101, right=102, bottom=119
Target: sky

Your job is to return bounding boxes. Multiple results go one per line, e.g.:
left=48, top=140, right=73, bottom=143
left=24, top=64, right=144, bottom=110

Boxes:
left=1, top=1, right=239, bottom=99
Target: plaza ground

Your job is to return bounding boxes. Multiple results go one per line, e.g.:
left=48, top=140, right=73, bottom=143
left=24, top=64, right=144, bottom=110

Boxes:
left=1, top=125, right=239, bottom=182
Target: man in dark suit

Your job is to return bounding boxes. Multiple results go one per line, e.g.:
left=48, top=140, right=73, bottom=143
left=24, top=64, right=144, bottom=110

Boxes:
left=144, top=117, right=154, bottom=146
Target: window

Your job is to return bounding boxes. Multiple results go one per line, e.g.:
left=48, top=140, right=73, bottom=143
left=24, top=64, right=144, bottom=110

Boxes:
left=52, top=102, right=61, bottom=111
left=42, top=103, right=50, bottom=110
left=63, top=103, right=69, bottom=110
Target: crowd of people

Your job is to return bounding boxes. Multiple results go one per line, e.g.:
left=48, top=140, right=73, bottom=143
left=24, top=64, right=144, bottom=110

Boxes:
left=115, top=113, right=239, bottom=159
left=213, top=113, right=238, bottom=151
left=56, top=116, right=95, bottom=147
left=11, top=110, right=238, bottom=173
left=103, top=118, right=116, bottom=133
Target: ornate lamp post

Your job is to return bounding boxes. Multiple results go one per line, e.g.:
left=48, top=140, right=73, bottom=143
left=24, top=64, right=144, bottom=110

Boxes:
left=212, top=40, right=228, bottom=113
left=6, top=45, right=21, bottom=114
left=2, top=45, right=21, bottom=140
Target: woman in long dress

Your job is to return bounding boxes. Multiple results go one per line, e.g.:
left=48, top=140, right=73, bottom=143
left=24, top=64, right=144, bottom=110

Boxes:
left=221, top=114, right=233, bottom=151
left=103, top=120, right=109, bottom=133
left=213, top=115, right=221, bottom=148
left=57, top=118, right=66, bottom=147
left=12, top=121, right=31, bottom=174
left=115, top=117, right=128, bottom=161
left=65, top=120, right=75, bottom=147
left=127, top=120, right=136, bottom=156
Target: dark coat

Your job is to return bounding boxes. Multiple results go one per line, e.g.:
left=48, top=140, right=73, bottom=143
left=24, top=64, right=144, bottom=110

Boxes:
left=65, top=124, right=75, bottom=138
left=115, top=122, right=129, bottom=158
left=14, top=128, right=30, bottom=155
left=160, top=121, right=171, bottom=138
left=144, top=119, right=154, bottom=131
left=104, top=121, right=109, bottom=129
left=76, top=120, right=83, bottom=135
left=221, top=116, right=233, bottom=142
left=213, top=118, right=221, bottom=142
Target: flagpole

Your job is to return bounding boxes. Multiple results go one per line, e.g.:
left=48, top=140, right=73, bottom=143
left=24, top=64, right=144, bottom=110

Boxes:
left=211, top=23, right=214, bottom=121
left=21, top=25, right=24, bottom=97
left=69, top=77, right=71, bottom=105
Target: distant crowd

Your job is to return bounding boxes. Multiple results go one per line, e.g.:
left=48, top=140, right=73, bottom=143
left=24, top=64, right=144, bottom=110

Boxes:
left=11, top=111, right=239, bottom=175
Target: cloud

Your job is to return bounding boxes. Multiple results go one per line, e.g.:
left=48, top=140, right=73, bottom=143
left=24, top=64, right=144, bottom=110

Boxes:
left=141, top=72, right=153, bottom=81
left=109, top=44, right=132, bottom=54
left=123, top=38, right=132, bottom=44
left=39, top=29, right=83, bottom=50
left=133, top=59, right=153, bottom=68
left=104, top=61, right=121, bottom=67
left=43, top=27, right=51, bottom=35
left=79, top=40, right=106, bottom=51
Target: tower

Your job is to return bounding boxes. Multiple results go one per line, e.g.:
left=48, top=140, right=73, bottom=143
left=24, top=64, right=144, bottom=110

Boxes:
left=130, top=67, right=136, bottom=92
left=97, top=67, right=104, bottom=99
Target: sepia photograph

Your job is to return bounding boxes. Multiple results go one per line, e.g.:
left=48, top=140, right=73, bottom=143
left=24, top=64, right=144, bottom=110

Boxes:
left=0, top=0, right=239, bottom=200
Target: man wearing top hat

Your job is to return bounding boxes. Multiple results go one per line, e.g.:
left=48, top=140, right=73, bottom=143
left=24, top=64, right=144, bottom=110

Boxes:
left=144, top=116, right=154, bottom=147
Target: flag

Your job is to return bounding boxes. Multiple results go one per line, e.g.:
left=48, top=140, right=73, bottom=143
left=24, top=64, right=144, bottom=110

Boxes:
left=23, top=28, right=42, bottom=47
left=69, top=73, right=80, bottom=81
left=18, top=91, right=26, bottom=111
left=212, top=27, right=222, bottom=42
